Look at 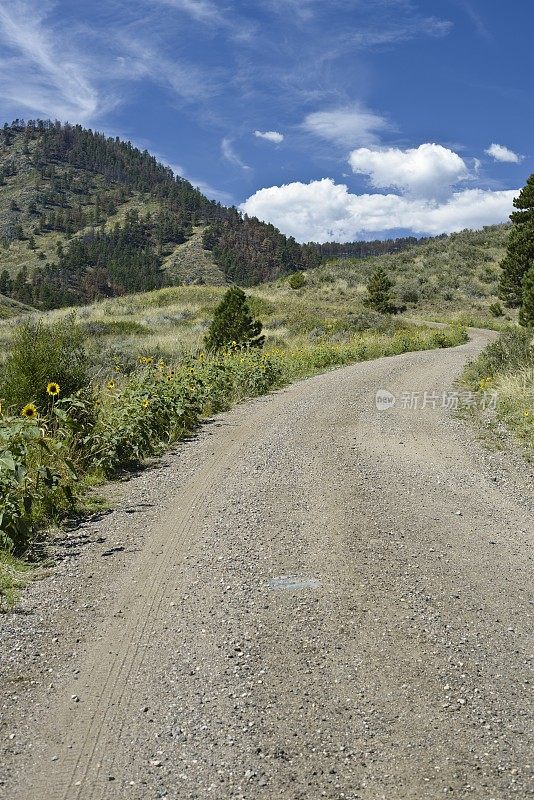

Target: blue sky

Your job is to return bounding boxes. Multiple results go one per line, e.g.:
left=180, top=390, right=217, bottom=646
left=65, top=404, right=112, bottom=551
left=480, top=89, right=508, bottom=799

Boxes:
left=0, top=0, right=531, bottom=242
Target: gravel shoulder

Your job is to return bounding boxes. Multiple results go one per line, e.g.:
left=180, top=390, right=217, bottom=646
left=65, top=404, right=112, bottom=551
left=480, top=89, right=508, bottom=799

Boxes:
left=1, top=329, right=533, bottom=800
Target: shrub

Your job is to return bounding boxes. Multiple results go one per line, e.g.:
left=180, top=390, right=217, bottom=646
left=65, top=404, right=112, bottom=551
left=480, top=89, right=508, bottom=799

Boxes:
left=288, top=272, right=306, bottom=289
left=246, top=295, right=275, bottom=317
left=1, top=314, right=89, bottom=413
left=205, top=287, right=264, bottom=351
left=489, top=301, right=504, bottom=318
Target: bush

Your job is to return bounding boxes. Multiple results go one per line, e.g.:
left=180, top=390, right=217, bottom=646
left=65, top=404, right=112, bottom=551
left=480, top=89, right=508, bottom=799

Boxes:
left=1, top=314, right=89, bottom=413
left=489, top=301, right=504, bottom=318
left=288, top=272, right=306, bottom=289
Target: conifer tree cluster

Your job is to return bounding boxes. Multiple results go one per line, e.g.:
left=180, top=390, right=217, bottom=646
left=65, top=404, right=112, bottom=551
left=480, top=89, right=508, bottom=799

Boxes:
left=499, top=174, right=534, bottom=325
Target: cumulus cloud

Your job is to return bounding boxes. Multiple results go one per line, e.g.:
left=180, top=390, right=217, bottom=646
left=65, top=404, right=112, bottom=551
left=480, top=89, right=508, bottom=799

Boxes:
left=485, top=143, right=522, bottom=164
left=302, top=103, right=390, bottom=146
left=349, top=143, right=469, bottom=198
left=240, top=178, right=517, bottom=243
left=254, top=130, right=284, bottom=144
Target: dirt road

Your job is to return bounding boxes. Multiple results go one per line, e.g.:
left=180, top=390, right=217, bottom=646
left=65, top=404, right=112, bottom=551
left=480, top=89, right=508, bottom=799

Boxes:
left=1, top=329, right=533, bottom=799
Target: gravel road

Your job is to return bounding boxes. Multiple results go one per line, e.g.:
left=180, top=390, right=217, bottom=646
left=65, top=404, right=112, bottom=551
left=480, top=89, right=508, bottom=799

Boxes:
left=1, top=329, right=533, bottom=800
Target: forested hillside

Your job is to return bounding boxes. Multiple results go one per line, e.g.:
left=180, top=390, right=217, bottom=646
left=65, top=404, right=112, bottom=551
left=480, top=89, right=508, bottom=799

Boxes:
left=0, top=120, right=321, bottom=308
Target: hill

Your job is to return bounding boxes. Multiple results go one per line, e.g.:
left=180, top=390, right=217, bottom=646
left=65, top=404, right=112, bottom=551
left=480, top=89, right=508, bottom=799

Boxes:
left=311, top=223, right=512, bottom=322
left=0, top=120, right=322, bottom=308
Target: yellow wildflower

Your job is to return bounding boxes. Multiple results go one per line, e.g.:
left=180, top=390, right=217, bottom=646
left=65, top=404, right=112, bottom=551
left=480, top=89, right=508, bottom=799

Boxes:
left=46, top=382, right=60, bottom=397
left=21, top=403, right=38, bottom=419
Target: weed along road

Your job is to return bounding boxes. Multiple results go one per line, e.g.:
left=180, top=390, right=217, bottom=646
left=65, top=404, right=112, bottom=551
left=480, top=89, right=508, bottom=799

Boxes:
left=1, top=329, right=533, bottom=800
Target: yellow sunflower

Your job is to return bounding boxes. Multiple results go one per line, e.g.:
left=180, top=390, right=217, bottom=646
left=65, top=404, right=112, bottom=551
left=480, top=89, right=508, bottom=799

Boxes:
left=142, top=398, right=150, bottom=409
left=107, top=380, right=116, bottom=391
left=46, top=382, right=60, bottom=397
left=21, top=403, right=38, bottom=419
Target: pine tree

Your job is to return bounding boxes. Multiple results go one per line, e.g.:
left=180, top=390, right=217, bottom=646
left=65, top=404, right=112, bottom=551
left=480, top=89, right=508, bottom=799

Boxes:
left=518, top=265, right=534, bottom=327
left=365, top=267, right=395, bottom=313
left=205, top=287, right=264, bottom=351
left=499, top=174, right=534, bottom=306
left=0, top=269, right=12, bottom=295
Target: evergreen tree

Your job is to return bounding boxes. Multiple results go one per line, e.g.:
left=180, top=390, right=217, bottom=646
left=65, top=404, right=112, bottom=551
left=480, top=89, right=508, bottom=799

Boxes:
left=518, top=265, right=534, bottom=327
left=499, top=174, right=534, bottom=306
left=365, top=267, right=395, bottom=313
left=0, top=268, right=12, bottom=295
left=205, top=287, right=264, bottom=351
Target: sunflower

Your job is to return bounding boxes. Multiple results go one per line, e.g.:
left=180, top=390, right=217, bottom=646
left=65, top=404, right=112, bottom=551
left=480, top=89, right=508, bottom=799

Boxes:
left=107, top=380, right=116, bottom=391
left=21, top=403, right=38, bottom=419
left=524, top=410, right=530, bottom=418
left=46, top=382, right=60, bottom=397
left=142, top=398, right=150, bottom=409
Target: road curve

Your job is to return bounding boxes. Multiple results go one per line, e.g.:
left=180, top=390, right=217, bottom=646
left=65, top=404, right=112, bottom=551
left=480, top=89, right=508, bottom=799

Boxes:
left=2, top=329, right=533, bottom=800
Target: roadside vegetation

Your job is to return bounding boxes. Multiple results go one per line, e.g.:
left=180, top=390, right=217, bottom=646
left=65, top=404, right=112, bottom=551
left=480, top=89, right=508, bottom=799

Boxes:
left=460, top=172, right=534, bottom=453
left=462, top=328, right=534, bottom=452
left=0, top=288, right=467, bottom=609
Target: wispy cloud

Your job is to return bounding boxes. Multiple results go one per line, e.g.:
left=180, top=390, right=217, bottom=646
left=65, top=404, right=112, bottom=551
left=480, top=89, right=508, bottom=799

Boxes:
left=347, top=16, right=453, bottom=48
left=147, top=0, right=226, bottom=26
left=114, top=35, right=219, bottom=102
left=0, top=0, right=103, bottom=122
left=221, top=137, right=251, bottom=171
left=145, top=0, right=256, bottom=41
left=459, top=1, right=493, bottom=43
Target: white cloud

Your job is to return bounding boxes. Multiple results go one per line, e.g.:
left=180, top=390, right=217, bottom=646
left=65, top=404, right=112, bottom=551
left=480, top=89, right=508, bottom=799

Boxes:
left=240, top=178, right=517, bottom=243
left=485, top=143, right=522, bottom=164
left=148, top=0, right=226, bottom=25
left=254, top=130, right=284, bottom=144
left=221, top=137, right=251, bottom=171
left=349, top=143, right=469, bottom=198
left=0, top=1, right=102, bottom=122
left=302, top=103, right=390, bottom=146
